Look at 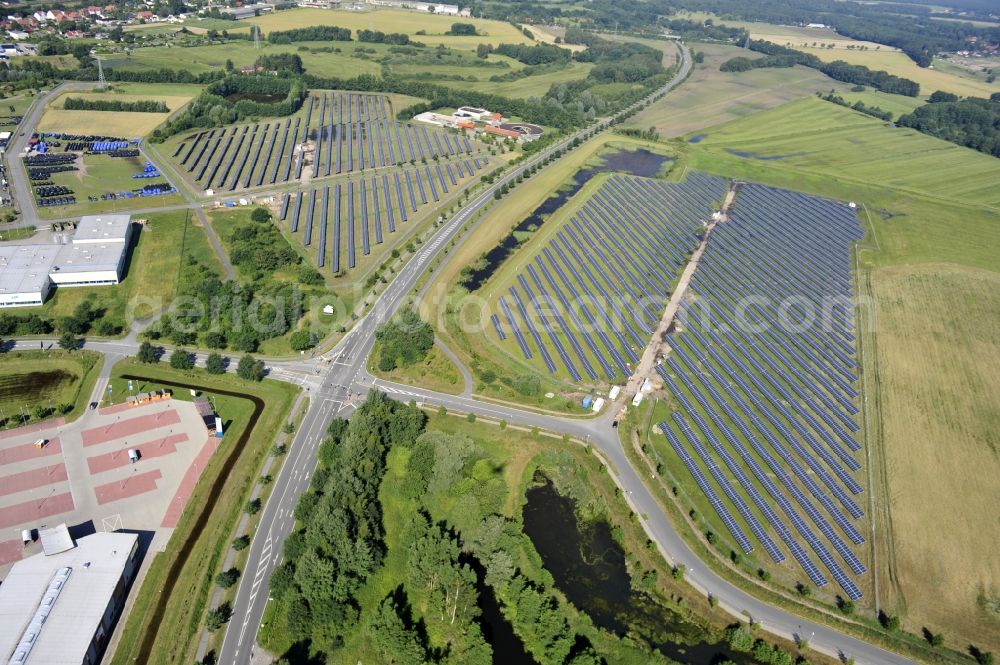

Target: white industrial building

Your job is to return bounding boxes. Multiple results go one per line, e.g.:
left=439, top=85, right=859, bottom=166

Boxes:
left=0, top=214, right=133, bottom=308
left=0, top=528, right=140, bottom=665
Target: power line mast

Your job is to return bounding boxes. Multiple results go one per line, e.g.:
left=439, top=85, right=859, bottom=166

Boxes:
left=96, top=55, right=106, bottom=91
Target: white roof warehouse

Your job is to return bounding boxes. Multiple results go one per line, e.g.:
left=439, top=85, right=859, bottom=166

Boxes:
left=0, top=531, right=140, bottom=665
left=0, top=215, right=133, bottom=308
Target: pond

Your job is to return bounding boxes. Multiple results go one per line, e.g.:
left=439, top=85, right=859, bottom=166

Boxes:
left=463, top=554, right=536, bottom=665
left=461, top=148, right=673, bottom=292
left=523, top=476, right=748, bottom=665
left=224, top=92, right=286, bottom=104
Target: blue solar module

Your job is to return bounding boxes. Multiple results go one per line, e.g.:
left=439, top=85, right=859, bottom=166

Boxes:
left=490, top=314, right=506, bottom=340
left=424, top=166, right=439, bottom=201
left=499, top=296, right=532, bottom=359
left=318, top=185, right=329, bottom=268
left=332, top=183, right=341, bottom=273
left=279, top=193, right=290, bottom=221
left=290, top=191, right=304, bottom=234
left=360, top=179, right=370, bottom=255
left=303, top=188, right=317, bottom=246
left=372, top=177, right=383, bottom=245
left=393, top=171, right=408, bottom=222
left=347, top=181, right=356, bottom=268
left=381, top=174, right=396, bottom=233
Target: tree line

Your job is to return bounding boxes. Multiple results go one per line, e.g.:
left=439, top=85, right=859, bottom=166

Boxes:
left=63, top=97, right=169, bottom=113
left=816, top=92, right=894, bottom=122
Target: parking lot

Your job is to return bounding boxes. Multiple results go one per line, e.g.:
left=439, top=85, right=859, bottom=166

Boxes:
left=0, top=396, right=216, bottom=575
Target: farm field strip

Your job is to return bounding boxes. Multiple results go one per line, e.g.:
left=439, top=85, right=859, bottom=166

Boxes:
left=168, top=92, right=481, bottom=194
left=280, top=157, right=491, bottom=276
left=487, top=172, right=728, bottom=381
left=657, top=183, right=868, bottom=600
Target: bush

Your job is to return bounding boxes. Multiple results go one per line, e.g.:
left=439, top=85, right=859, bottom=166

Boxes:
left=215, top=567, right=240, bottom=588
left=288, top=329, right=314, bottom=351
left=232, top=535, right=250, bottom=551
left=169, top=348, right=194, bottom=370
left=250, top=207, right=271, bottom=223
left=206, top=603, right=232, bottom=631
left=237, top=354, right=265, bottom=381
left=511, top=373, right=541, bottom=397
left=137, top=341, right=159, bottom=363
left=205, top=352, right=226, bottom=374
left=245, top=498, right=261, bottom=515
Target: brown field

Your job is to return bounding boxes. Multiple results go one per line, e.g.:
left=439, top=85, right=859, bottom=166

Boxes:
left=628, top=43, right=850, bottom=138
left=872, top=263, right=1000, bottom=649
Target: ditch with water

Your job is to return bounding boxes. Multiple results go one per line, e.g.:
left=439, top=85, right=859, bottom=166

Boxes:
left=461, top=148, right=674, bottom=292
left=523, top=475, right=749, bottom=665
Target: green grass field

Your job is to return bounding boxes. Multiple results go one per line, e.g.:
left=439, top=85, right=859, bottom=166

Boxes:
left=628, top=43, right=853, bottom=138
left=107, top=361, right=299, bottom=665
left=0, top=351, right=101, bottom=426
left=689, top=96, right=1000, bottom=208
left=368, top=342, right=463, bottom=394
left=458, top=61, right=595, bottom=98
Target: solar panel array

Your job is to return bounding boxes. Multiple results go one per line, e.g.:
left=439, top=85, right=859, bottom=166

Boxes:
left=491, top=172, right=728, bottom=380
left=656, top=183, right=867, bottom=600
left=281, top=159, right=490, bottom=274
left=175, top=92, right=480, bottom=193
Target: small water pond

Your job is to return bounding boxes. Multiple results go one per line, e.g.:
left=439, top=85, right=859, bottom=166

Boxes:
left=523, top=476, right=749, bottom=665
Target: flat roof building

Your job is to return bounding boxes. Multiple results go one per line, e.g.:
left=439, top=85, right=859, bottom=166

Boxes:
left=72, top=214, right=132, bottom=244
left=0, top=531, right=140, bottom=665
left=0, top=244, right=57, bottom=307
left=0, top=215, right=132, bottom=307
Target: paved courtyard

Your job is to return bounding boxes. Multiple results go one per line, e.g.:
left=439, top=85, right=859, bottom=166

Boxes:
left=0, top=397, right=217, bottom=575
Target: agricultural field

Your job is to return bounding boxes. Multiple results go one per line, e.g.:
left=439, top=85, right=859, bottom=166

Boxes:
left=103, top=40, right=383, bottom=79
left=161, top=91, right=486, bottom=195
left=674, top=10, right=1000, bottom=98
left=688, top=96, right=1000, bottom=208
left=243, top=7, right=532, bottom=50
left=796, top=46, right=1000, bottom=98
left=674, top=11, right=892, bottom=51
left=628, top=43, right=853, bottom=138
left=478, top=171, right=726, bottom=383
left=871, top=264, right=1000, bottom=649
left=37, top=86, right=197, bottom=137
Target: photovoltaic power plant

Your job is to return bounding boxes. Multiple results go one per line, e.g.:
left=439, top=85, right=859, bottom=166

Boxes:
left=655, top=183, right=867, bottom=599
left=490, top=172, right=728, bottom=380
left=174, top=92, right=481, bottom=193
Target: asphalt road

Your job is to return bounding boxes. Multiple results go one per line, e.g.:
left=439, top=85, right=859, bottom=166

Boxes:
left=4, top=43, right=917, bottom=665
